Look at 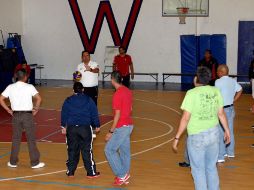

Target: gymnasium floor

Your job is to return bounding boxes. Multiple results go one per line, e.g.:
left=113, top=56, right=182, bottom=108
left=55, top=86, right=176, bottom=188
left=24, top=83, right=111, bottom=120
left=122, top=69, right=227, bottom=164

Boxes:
left=0, top=83, right=254, bottom=190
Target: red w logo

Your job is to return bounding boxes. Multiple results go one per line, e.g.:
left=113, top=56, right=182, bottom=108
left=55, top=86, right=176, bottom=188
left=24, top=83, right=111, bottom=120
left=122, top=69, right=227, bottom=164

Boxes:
left=68, top=0, right=143, bottom=54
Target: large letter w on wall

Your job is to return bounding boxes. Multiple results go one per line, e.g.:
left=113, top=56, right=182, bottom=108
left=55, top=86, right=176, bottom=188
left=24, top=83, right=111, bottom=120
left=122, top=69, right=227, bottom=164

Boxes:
left=68, top=0, right=143, bottom=54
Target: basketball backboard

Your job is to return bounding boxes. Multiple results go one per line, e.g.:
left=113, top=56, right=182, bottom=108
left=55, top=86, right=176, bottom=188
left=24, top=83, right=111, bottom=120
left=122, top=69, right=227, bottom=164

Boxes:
left=162, top=0, right=209, bottom=17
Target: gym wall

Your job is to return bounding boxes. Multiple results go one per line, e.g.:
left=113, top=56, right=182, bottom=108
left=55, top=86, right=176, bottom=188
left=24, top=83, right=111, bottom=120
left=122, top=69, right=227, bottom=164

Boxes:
left=16, top=0, right=254, bottom=81
left=0, top=0, right=23, bottom=42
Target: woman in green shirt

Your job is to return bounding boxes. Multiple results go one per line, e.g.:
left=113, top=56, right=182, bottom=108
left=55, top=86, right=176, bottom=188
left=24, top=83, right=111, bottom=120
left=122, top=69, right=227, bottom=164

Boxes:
left=172, top=67, right=230, bottom=190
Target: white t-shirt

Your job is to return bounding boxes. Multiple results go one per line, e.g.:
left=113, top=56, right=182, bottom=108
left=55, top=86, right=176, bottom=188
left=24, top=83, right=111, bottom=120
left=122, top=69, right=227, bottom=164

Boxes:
left=1, top=81, right=38, bottom=111
left=215, top=76, right=242, bottom=106
left=77, top=61, right=99, bottom=87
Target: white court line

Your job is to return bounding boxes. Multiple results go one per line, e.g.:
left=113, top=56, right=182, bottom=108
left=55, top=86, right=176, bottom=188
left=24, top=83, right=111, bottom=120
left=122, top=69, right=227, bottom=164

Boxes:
left=0, top=137, right=175, bottom=182
left=45, top=118, right=56, bottom=121
left=0, top=93, right=180, bottom=182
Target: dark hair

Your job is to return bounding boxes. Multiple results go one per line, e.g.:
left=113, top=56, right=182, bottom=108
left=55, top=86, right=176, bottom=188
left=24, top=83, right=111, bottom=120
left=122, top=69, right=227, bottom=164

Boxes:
left=119, top=46, right=126, bottom=53
left=73, top=82, right=83, bottom=93
left=16, top=69, right=27, bottom=81
left=21, top=60, right=27, bottom=65
left=196, top=66, right=211, bottom=85
left=205, top=49, right=212, bottom=54
left=111, top=71, right=122, bottom=84
left=251, top=59, right=254, bottom=67
left=81, top=50, right=90, bottom=57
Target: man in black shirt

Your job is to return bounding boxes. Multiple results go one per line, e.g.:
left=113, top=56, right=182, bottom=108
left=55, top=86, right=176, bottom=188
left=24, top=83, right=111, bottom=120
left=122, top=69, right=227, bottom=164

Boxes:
left=198, top=49, right=219, bottom=85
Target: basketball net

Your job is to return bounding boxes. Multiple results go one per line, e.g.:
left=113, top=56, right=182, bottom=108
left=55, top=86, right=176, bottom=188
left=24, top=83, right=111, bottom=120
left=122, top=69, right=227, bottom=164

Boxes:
left=177, top=7, right=189, bottom=24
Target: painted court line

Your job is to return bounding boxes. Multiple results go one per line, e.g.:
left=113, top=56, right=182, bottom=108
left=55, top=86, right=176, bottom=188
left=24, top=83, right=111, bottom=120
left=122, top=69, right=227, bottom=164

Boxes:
left=0, top=96, right=178, bottom=183
left=0, top=137, right=174, bottom=182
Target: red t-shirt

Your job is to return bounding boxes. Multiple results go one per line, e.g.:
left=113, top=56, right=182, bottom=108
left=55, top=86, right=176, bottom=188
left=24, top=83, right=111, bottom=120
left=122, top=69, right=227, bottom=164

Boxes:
left=113, top=86, right=133, bottom=128
left=114, top=54, right=132, bottom=76
left=14, top=64, right=31, bottom=76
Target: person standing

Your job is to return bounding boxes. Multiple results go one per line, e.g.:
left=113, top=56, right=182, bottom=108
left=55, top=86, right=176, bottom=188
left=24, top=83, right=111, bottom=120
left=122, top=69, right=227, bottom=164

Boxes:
left=113, top=46, right=134, bottom=88
left=61, top=82, right=100, bottom=178
left=104, top=71, right=133, bottom=186
left=173, top=66, right=230, bottom=190
left=77, top=51, right=99, bottom=105
left=77, top=51, right=99, bottom=138
left=215, top=65, right=242, bottom=162
left=198, top=49, right=219, bottom=85
left=0, top=69, right=45, bottom=169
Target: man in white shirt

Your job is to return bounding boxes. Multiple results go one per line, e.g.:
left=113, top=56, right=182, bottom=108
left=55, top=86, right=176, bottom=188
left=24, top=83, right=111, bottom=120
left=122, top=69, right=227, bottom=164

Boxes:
left=215, top=65, right=242, bottom=163
left=77, top=51, right=99, bottom=105
left=0, top=69, right=45, bottom=169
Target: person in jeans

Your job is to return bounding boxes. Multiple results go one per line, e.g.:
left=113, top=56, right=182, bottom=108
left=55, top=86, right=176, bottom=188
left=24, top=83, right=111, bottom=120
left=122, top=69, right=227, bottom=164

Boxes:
left=215, top=65, right=242, bottom=162
left=61, top=82, right=100, bottom=178
left=104, top=71, right=133, bottom=186
left=0, top=69, right=45, bottom=169
left=172, top=66, right=230, bottom=190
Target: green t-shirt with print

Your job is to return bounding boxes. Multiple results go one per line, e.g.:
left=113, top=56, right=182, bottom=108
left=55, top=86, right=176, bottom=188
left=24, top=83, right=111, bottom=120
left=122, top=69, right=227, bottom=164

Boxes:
left=181, top=86, right=224, bottom=135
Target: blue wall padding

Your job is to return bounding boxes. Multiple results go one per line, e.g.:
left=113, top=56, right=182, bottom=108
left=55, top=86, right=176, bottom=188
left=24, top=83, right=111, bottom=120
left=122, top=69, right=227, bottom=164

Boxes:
left=211, top=34, right=227, bottom=64
left=180, top=34, right=227, bottom=83
left=237, top=21, right=254, bottom=82
left=180, top=35, right=198, bottom=83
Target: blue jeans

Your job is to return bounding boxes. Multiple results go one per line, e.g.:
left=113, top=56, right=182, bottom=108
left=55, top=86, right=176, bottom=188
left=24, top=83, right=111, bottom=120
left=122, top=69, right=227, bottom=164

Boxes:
left=184, top=137, right=190, bottom=164
left=104, top=125, right=133, bottom=178
left=218, top=106, right=235, bottom=160
left=187, top=127, right=220, bottom=190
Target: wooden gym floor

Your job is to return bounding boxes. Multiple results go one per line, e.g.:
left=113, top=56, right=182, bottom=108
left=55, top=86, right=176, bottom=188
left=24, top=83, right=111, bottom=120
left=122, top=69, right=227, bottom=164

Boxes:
left=0, top=86, right=254, bottom=190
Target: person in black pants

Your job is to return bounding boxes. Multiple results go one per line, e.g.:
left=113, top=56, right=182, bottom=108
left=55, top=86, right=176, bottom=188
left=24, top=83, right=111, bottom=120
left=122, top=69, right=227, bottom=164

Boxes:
left=61, top=82, right=100, bottom=178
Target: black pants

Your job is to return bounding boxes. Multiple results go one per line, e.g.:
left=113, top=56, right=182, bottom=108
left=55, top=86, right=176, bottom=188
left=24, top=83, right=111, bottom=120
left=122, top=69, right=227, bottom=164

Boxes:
left=83, top=86, right=98, bottom=106
left=66, top=126, right=97, bottom=176
left=122, top=75, right=130, bottom=88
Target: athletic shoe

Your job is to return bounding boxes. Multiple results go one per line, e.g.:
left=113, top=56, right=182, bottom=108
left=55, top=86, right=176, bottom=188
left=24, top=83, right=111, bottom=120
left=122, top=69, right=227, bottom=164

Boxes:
left=217, top=159, right=225, bottom=163
left=66, top=171, right=74, bottom=177
left=87, top=172, right=100, bottom=179
left=178, top=162, right=190, bottom=167
left=227, top=155, right=235, bottom=158
left=113, top=173, right=130, bottom=186
left=224, top=154, right=228, bottom=157
left=31, top=162, right=45, bottom=169
left=7, top=162, right=17, bottom=168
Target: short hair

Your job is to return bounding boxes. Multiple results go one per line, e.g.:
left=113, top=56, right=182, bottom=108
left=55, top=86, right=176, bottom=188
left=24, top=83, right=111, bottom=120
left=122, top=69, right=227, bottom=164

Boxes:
left=111, top=71, right=122, bottom=84
left=81, top=50, right=90, bottom=57
left=196, top=66, right=211, bottom=85
left=205, top=49, right=212, bottom=54
left=21, top=60, right=27, bottom=65
left=73, top=82, right=83, bottom=93
left=16, top=69, right=27, bottom=81
left=119, top=46, right=126, bottom=52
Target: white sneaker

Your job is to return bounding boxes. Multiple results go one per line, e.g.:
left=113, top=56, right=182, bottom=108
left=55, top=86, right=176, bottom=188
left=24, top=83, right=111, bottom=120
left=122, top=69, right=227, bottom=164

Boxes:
left=7, top=162, right=17, bottom=168
left=92, top=133, right=97, bottom=139
left=31, top=162, right=45, bottom=169
left=228, top=155, right=235, bottom=158
left=217, top=159, right=225, bottom=163
left=224, top=154, right=228, bottom=157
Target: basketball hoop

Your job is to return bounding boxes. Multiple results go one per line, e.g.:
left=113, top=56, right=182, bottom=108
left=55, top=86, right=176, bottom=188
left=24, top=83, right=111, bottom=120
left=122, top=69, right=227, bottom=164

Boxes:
left=177, top=7, right=189, bottom=24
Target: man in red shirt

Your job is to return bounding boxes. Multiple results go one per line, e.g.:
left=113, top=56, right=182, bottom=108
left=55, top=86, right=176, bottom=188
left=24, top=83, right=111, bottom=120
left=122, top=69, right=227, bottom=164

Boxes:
left=113, top=46, right=134, bottom=88
left=104, top=71, right=134, bottom=186
left=14, top=60, right=31, bottom=77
